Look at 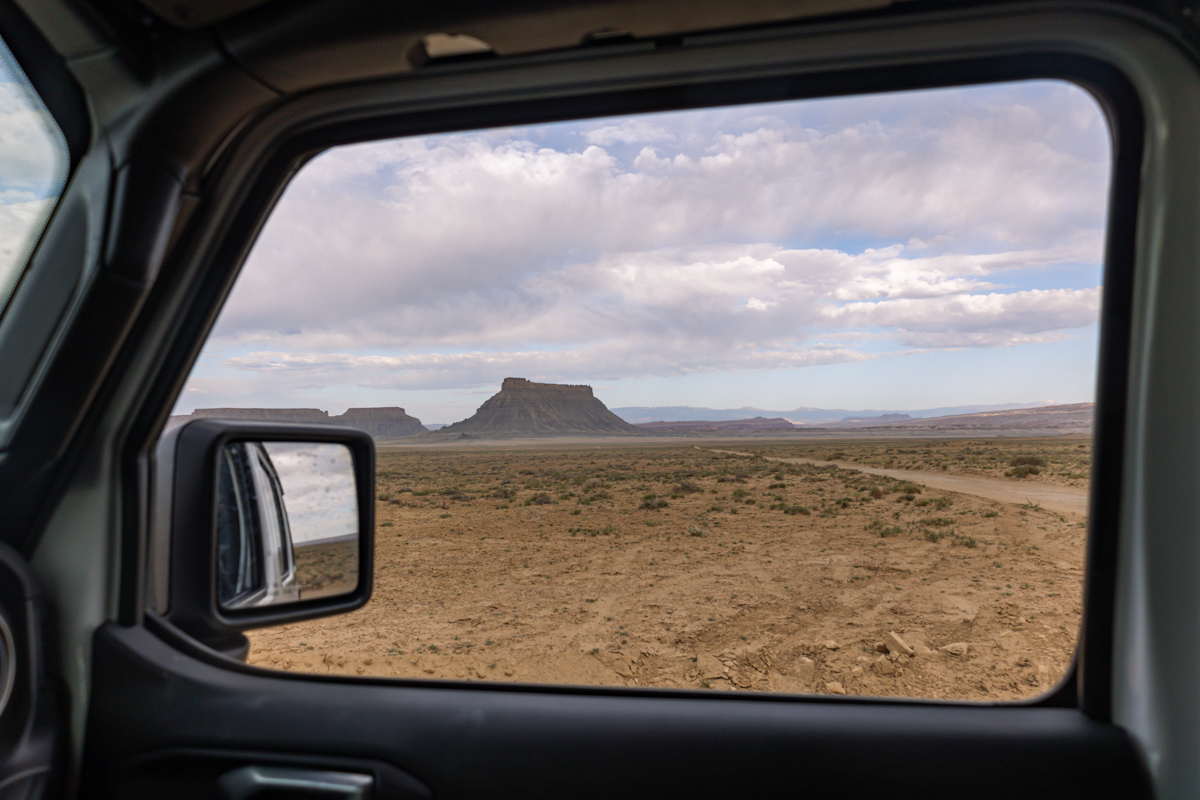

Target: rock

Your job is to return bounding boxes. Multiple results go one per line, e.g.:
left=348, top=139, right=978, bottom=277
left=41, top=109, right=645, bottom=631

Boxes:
left=191, top=406, right=427, bottom=439
left=884, top=631, right=914, bottom=657
left=612, top=659, right=634, bottom=679
left=794, top=657, right=815, bottom=686
left=912, top=642, right=933, bottom=657
left=824, top=640, right=841, bottom=650
left=875, top=642, right=888, bottom=654
left=825, top=682, right=847, bottom=695
left=875, top=657, right=895, bottom=675
left=851, top=667, right=863, bottom=677
left=994, top=631, right=1022, bottom=652
left=940, top=642, right=969, bottom=656
left=432, top=378, right=644, bottom=439
left=697, top=652, right=727, bottom=680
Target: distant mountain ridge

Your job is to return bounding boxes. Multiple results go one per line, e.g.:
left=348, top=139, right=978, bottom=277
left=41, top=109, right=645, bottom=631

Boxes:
left=635, top=417, right=796, bottom=432
left=611, top=401, right=1052, bottom=425
left=180, top=406, right=427, bottom=439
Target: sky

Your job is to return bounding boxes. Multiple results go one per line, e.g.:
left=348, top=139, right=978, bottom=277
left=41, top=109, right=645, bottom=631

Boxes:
left=264, top=442, right=358, bottom=545
left=0, top=46, right=68, bottom=315
left=177, top=80, right=1111, bottom=424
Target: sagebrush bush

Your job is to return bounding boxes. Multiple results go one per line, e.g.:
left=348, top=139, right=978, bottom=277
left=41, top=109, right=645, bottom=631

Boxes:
left=1005, top=464, right=1041, bottom=478
left=1009, top=455, right=1048, bottom=467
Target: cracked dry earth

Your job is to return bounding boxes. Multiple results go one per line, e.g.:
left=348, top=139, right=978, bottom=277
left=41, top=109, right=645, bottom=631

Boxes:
left=248, top=442, right=1086, bottom=701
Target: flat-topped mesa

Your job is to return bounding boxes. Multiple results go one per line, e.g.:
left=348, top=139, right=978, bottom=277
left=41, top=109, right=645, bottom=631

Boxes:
left=335, top=407, right=426, bottom=439
left=499, top=377, right=594, bottom=396
left=437, top=377, right=643, bottom=439
left=187, top=406, right=425, bottom=439
left=193, top=408, right=331, bottom=423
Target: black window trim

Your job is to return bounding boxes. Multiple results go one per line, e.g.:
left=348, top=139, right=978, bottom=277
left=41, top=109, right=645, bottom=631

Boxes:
left=125, top=27, right=1143, bottom=720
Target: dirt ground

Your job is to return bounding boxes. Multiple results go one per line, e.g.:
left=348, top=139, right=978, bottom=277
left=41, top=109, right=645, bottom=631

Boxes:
left=294, top=538, right=359, bottom=601
left=249, top=439, right=1087, bottom=701
left=740, top=437, right=1092, bottom=487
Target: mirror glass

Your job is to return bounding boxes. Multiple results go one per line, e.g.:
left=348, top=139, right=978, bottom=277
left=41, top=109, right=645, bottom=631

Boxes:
left=217, top=441, right=360, bottom=610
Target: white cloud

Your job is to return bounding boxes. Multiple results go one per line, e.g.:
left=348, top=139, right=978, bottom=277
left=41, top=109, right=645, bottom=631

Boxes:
left=183, top=81, right=1110, bottom=413
left=264, top=442, right=358, bottom=544
left=583, top=120, right=675, bottom=146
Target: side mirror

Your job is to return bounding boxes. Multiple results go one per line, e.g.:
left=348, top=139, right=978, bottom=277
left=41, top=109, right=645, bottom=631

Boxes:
left=155, top=420, right=374, bottom=658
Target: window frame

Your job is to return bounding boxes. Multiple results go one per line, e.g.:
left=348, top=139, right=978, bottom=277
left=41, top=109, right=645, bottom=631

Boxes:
left=134, top=19, right=1144, bottom=718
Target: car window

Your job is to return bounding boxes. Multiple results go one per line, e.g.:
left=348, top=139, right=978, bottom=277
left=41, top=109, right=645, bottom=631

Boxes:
left=0, top=39, right=68, bottom=316
left=172, top=79, right=1109, bottom=701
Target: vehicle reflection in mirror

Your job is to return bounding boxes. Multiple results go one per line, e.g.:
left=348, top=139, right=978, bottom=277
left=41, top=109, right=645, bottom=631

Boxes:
left=217, top=441, right=359, bottom=610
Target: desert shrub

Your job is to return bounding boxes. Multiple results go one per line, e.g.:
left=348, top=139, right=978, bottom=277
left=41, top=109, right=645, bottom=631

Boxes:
left=744, top=499, right=756, bottom=505
left=445, top=492, right=472, bottom=502
left=923, top=528, right=948, bottom=542
left=674, top=480, right=702, bottom=494
left=490, top=486, right=517, bottom=499
left=895, top=481, right=922, bottom=494
left=897, top=494, right=916, bottom=502
left=526, top=492, right=553, bottom=506
left=687, top=525, right=710, bottom=537
left=982, top=509, right=999, bottom=518
left=731, top=489, right=748, bottom=500
left=640, top=497, right=669, bottom=510
left=923, top=517, right=954, bottom=527
left=1005, top=464, right=1041, bottom=478
left=866, top=519, right=883, bottom=532
left=1009, top=455, right=1048, bottom=467
left=584, top=478, right=601, bottom=490
left=869, top=486, right=884, bottom=499
left=878, top=525, right=904, bottom=538
left=768, top=482, right=787, bottom=489
left=591, top=490, right=611, bottom=501
left=377, top=492, right=393, bottom=501
left=932, top=496, right=953, bottom=509
left=952, top=534, right=978, bottom=548
left=783, top=505, right=810, bottom=516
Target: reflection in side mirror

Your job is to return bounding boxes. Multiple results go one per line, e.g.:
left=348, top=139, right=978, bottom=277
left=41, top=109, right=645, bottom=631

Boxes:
left=217, top=441, right=360, bottom=611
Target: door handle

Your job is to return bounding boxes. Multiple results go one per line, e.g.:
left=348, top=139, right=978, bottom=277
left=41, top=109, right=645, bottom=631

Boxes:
left=219, top=765, right=374, bottom=799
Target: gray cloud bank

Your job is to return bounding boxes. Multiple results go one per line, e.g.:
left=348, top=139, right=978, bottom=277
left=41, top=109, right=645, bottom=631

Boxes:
left=186, top=81, right=1109, bottom=407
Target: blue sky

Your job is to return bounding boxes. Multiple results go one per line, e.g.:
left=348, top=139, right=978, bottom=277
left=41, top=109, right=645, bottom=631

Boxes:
left=179, top=80, right=1110, bottom=423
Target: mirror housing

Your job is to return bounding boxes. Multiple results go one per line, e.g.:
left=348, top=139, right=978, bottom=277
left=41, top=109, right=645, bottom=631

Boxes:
left=156, top=419, right=374, bottom=659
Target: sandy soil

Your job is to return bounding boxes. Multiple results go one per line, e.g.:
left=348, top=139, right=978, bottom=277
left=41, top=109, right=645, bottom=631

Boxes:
left=248, top=440, right=1086, bottom=701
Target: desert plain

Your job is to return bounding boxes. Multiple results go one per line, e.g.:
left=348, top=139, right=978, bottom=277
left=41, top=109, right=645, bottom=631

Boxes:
left=248, top=435, right=1089, bottom=702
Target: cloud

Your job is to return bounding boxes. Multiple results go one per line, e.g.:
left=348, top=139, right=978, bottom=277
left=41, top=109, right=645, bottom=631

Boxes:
left=264, top=442, right=358, bottom=544
left=222, top=341, right=875, bottom=393
left=183, top=81, right=1110, bottom=413
left=583, top=120, right=675, bottom=146
left=0, top=67, right=69, bottom=303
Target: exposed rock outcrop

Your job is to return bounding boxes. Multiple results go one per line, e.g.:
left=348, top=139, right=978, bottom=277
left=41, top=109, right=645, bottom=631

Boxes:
left=435, top=378, right=644, bottom=439
left=193, top=408, right=331, bottom=424
left=336, top=407, right=426, bottom=439
left=186, top=406, right=426, bottom=439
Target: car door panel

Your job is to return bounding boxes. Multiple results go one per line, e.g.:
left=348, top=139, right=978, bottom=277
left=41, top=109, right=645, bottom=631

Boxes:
left=83, top=624, right=1151, bottom=800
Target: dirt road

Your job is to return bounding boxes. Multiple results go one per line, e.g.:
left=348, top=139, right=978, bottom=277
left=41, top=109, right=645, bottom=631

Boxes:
left=704, top=448, right=1089, bottom=518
